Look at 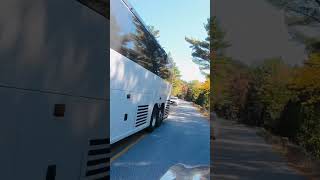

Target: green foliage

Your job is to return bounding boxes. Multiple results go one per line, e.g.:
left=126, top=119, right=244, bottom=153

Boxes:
left=287, top=52, right=320, bottom=158
left=184, top=78, right=210, bottom=109
left=214, top=52, right=320, bottom=158
left=211, top=56, right=250, bottom=120
left=266, top=0, right=320, bottom=46
left=170, top=58, right=209, bottom=109
left=171, top=58, right=182, bottom=96
left=277, top=99, right=303, bottom=139
left=208, top=6, right=320, bottom=158
left=257, top=58, right=294, bottom=129
left=266, top=0, right=320, bottom=23
left=185, top=17, right=229, bottom=73
left=210, top=17, right=230, bottom=56
left=147, top=25, right=160, bottom=38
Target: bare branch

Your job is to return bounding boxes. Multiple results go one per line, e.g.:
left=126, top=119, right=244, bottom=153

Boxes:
left=286, top=6, right=320, bottom=23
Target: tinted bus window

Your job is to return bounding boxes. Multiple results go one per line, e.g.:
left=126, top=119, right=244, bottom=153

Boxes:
left=110, top=0, right=137, bottom=59
left=110, top=0, right=151, bottom=71
left=159, top=54, right=172, bottom=81
left=110, top=0, right=171, bottom=80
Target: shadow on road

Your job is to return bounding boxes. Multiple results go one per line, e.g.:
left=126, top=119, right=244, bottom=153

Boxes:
left=111, top=100, right=210, bottom=180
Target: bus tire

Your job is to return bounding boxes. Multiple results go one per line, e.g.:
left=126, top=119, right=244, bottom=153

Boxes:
left=156, top=107, right=164, bottom=127
left=147, top=106, right=158, bottom=132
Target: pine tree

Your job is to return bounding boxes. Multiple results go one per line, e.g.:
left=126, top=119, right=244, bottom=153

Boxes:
left=185, top=17, right=229, bottom=73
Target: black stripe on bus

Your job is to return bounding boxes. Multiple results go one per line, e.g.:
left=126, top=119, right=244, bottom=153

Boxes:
left=136, top=118, right=147, bottom=124
left=138, top=105, right=148, bottom=107
left=88, top=148, right=110, bottom=156
left=137, top=113, right=148, bottom=118
left=86, top=166, right=110, bottom=176
left=135, top=121, right=147, bottom=127
left=90, top=138, right=109, bottom=146
left=136, top=116, right=148, bottom=121
left=87, top=158, right=109, bottom=166
left=137, top=107, right=148, bottom=111
left=137, top=110, right=148, bottom=114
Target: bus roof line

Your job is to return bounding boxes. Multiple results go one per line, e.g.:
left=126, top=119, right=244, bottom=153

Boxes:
left=121, top=0, right=147, bottom=31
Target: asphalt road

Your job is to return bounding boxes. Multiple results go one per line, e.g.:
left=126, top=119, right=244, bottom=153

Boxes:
left=111, top=100, right=210, bottom=180
left=212, top=117, right=307, bottom=180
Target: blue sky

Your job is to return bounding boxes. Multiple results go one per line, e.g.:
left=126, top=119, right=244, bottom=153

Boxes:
left=128, top=0, right=210, bottom=82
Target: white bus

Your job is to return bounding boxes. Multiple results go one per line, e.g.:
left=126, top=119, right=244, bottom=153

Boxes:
left=110, top=0, right=172, bottom=144
left=0, top=0, right=109, bottom=179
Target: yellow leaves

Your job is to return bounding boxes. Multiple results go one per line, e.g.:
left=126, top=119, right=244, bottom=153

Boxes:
left=289, top=53, right=320, bottom=105
left=172, top=79, right=184, bottom=96
left=188, top=80, right=203, bottom=99
left=201, top=79, right=210, bottom=92
left=192, top=79, right=210, bottom=94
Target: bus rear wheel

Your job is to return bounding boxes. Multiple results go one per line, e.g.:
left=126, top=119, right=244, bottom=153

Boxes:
left=147, top=107, right=158, bottom=132
left=156, top=108, right=164, bottom=127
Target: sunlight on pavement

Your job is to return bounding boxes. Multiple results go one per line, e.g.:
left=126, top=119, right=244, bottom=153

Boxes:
left=160, top=163, right=209, bottom=180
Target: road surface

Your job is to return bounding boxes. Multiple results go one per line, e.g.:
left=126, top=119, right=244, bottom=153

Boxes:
left=212, top=117, right=307, bottom=180
left=111, top=100, right=210, bottom=180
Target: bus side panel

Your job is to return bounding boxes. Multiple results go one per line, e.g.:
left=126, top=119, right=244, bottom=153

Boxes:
left=110, top=89, right=153, bottom=144
left=0, top=87, right=107, bottom=179
left=110, top=50, right=153, bottom=93
left=110, top=49, right=171, bottom=102
left=110, top=49, right=171, bottom=143
left=110, top=90, right=135, bottom=143
left=155, top=79, right=172, bottom=107
left=0, top=0, right=107, bottom=99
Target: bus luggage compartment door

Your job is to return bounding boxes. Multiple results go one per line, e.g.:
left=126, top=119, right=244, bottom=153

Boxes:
left=110, top=89, right=152, bottom=143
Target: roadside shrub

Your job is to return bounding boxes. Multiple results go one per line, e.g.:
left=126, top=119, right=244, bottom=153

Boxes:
left=276, top=100, right=303, bottom=140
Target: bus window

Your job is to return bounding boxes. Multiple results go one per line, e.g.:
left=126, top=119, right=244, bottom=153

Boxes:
left=110, top=0, right=161, bottom=76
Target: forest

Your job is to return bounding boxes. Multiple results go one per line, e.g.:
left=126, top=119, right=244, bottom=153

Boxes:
left=173, top=0, right=320, bottom=159
left=169, top=18, right=211, bottom=111
left=210, top=0, right=320, bottom=159
left=170, top=63, right=210, bottom=110
left=212, top=48, right=320, bottom=159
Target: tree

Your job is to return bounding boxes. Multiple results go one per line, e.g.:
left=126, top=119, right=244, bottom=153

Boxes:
left=196, top=77, right=210, bottom=108
left=266, top=0, right=320, bottom=24
left=228, top=69, right=250, bottom=120
left=289, top=53, right=320, bottom=105
left=258, top=58, right=293, bottom=129
left=185, top=17, right=229, bottom=73
left=266, top=0, right=320, bottom=46
left=187, top=80, right=202, bottom=102
left=171, top=60, right=184, bottom=97
left=287, top=52, right=320, bottom=158
left=210, top=17, right=232, bottom=113
left=211, top=57, right=251, bottom=120
left=147, top=25, right=160, bottom=39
